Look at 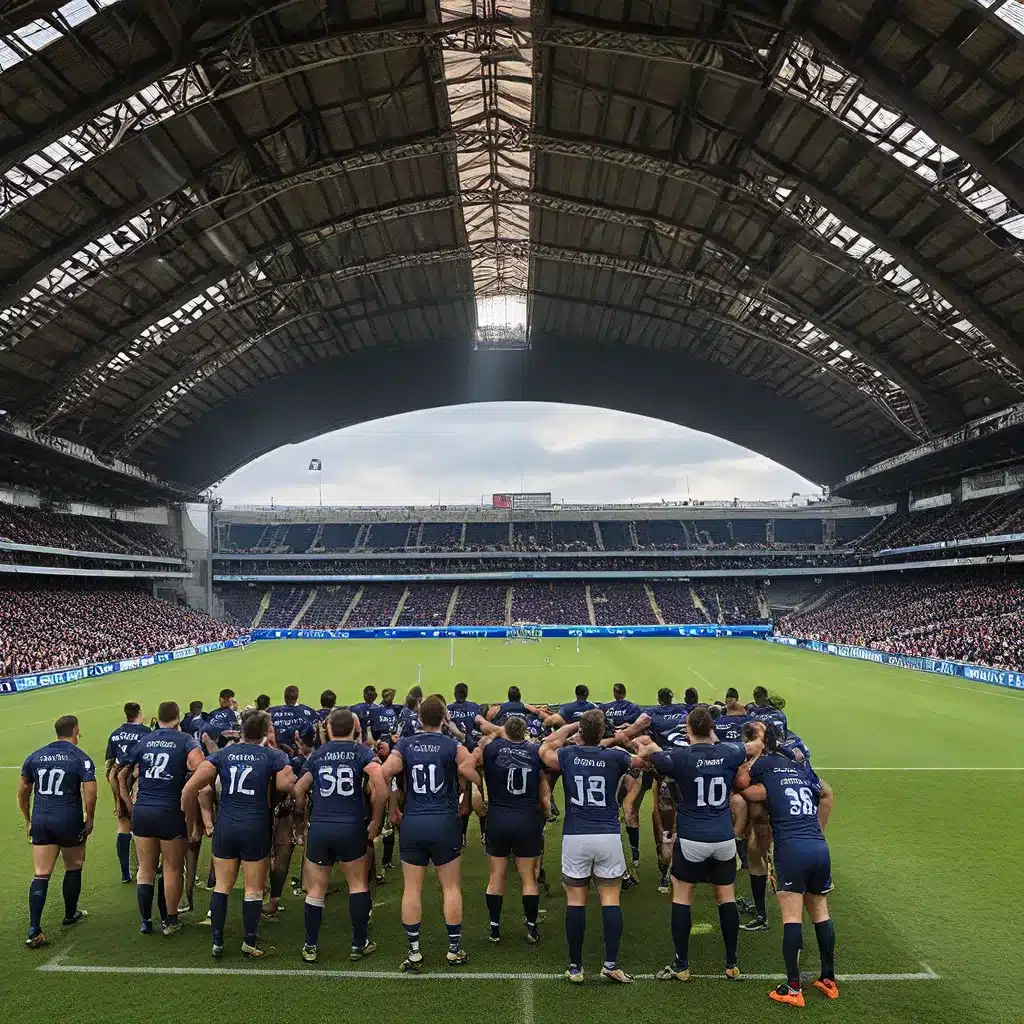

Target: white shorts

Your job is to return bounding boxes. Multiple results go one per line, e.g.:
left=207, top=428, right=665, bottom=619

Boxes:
left=677, top=837, right=736, bottom=863
left=561, top=833, right=627, bottom=884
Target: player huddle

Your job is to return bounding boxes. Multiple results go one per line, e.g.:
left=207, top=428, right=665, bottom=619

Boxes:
left=18, top=679, right=837, bottom=1007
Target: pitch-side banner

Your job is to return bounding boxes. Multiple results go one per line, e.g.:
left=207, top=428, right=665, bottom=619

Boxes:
left=0, top=635, right=252, bottom=695
left=251, top=624, right=771, bottom=640
left=764, top=634, right=1024, bottom=691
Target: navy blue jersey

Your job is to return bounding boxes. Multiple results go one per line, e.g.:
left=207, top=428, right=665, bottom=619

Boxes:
left=348, top=702, right=375, bottom=740
left=494, top=700, right=529, bottom=725
left=526, top=715, right=546, bottom=740
left=780, top=733, right=811, bottom=764
left=203, top=706, right=239, bottom=740
left=315, top=707, right=332, bottom=723
left=396, top=706, right=421, bottom=739
left=747, top=705, right=788, bottom=737
left=647, top=703, right=693, bottom=748
left=558, top=745, right=632, bottom=835
left=600, top=699, right=641, bottom=729
left=22, top=741, right=96, bottom=827
left=749, top=754, right=824, bottom=843
left=396, top=732, right=460, bottom=817
left=714, top=713, right=751, bottom=744
left=105, top=722, right=150, bottom=765
left=268, top=703, right=317, bottom=748
left=367, top=703, right=398, bottom=742
left=303, top=741, right=375, bottom=825
left=207, top=743, right=289, bottom=829
left=483, top=738, right=542, bottom=812
left=131, top=729, right=201, bottom=808
left=181, top=713, right=208, bottom=743
left=558, top=699, right=598, bottom=724
left=650, top=741, right=747, bottom=843
left=447, top=700, right=482, bottom=749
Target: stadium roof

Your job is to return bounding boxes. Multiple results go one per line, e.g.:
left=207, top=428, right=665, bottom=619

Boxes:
left=3, top=0, right=1024, bottom=491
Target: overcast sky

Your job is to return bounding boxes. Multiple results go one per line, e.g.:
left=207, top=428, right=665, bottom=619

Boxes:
left=215, top=403, right=818, bottom=507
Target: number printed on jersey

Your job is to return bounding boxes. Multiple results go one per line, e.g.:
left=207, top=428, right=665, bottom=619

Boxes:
left=228, top=764, right=255, bottom=796
left=695, top=775, right=728, bottom=808
left=785, top=786, right=816, bottom=816
left=142, top=752, right=171, bottom=781
left=411, top=763, right=444, bottom=794
left=36, top=768, right=66, bottom=796
left=318, top=764, right=355, bottom=797
left=569, top=774, right=606, bottom=807
left=506, top=765, right=530, bottom=796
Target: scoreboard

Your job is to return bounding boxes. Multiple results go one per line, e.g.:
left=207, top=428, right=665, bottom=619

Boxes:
left=492, top=492, right=552, bottom=509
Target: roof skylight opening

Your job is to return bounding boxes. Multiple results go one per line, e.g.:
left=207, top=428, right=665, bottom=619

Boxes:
left=975, top=0, right=1024, bottom=36
left=475, top=293, right=528, bottom=348
left=0, top=1, right=121, bottom=72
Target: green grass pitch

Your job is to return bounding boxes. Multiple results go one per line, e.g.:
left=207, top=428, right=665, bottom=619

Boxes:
left=0, top=637, right=1021, bottom=1023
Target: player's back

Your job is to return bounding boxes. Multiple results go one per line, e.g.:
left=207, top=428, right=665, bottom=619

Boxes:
left=751, top=754, right=824, bottom=843
left=132, top=729, right=199, bottom=806
left=348, top=701, right=374, bottom=738
left=305, top=740, right=374, bottom=825
left=268, top=703, right=316, bottom=746
left=208, top=743, right=288, bottom=827
left=495, top=699, right=529, bottom=725
left=558, top=699, right=597, bottom=724
left=747, top=705, right=788, bottom=736
left=648, top=703, right=691, bottom=748
left=368, top=702, right=398, bottom=742
left=483, top=738, right=542, bottom=813
left=105, top=722, right=150, bottom=765
left=181, top=712, right=208, bottom=743
left=652, top=742, right=746, bottom=842
left=396, top=706, right=421, bottom=738
left=398, top=731, right=459, bottom=816
left=600, top=698, right=641, bottom=728
left=447, top=699, right=482, bottom=748
left=557, top=744, right=631, bottom=835
left=714, top=713, right=750, bottom=744
left=22, top=740, right=95, bottom=826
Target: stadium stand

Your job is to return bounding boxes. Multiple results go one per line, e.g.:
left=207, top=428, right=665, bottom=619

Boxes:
left=589, top=583, right=657, bottom=625
left=396, top=584, right=456, bottom=627
left=510, top=582, right=592, bottom=625
left=448, top=583, right=509, bottom=626
left=0, top=505, right=184, bottom=558
left=344, top=584, right=408, bottom=628
left=300, top=585, right=360, bottom=628
left=782, top=574, right=1024, bottom=671
left=0, top=580, right=236, bottom=677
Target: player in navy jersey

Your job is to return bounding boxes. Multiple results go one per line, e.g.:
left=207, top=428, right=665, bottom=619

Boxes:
left=540, top=710, right=642, bottom=984
left=737, top=729, right=837, bottom=1006
left=601, top=683, right=641, bottom=730
left=181, top=701, right=208, bottom=741
left=182, top=710, right=295, bottom=959
left=367, top=687, right=399, bottom=748
left=714, top=689, right=751, bottom=744
left=265, top=685, right=317, bottom=916
left=780, top=731, right=812, bottom=764
left=292, top=708, right=387, bottom=963
left=382, top=695, right=481, bottom=971
left=448, top=683, right=485, bottom=846
left=635, top=706, right=761, bottom=982
left=268, top=685, right=317, bottom=755
left=547, top=684, right=598, bottom=727
left=487, top=685, right=542, bottom=725
left=474, top=715, right=550, bottom=944
left=122, top=701, right=204, bottom=936
left=105, top=702, right=149, bottom=883
left=18, top=715, right=97, bottom=948
left=747, top=686, right=788, bottom=737
left=396, top=689, right=423, bottom=739
left=201, top=689, right=240, bottom=752
left=349, top=685, right=379, bottom=743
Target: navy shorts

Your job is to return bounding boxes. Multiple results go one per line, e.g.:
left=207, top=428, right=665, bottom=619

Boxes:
left=399, top=816, right=461, bottom=868
left=31, top=821, right=86, bottom=848
left=485, top=812, right=543, bottom=859
left=132, top=805, right=187, bottom=842
left=212, top=822, right=272, bottom=862
left=306, top=822, right=369, bottom=866
left=774, top=839, right=833, bottom=895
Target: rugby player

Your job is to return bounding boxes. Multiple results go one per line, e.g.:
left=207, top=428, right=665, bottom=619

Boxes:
left=181, top=701, right=207, bottom=742
left=350, top=685, right=379, bottom=742
left=105, top=702, right=150, bottom=883
left=651, top=778, right=677, bottom=893
left=293, top=708, right=387, bottom=964
left=201, top=688, right=240, bottom=752
left=381, top=695, right=480, bottom=970
left=600, top=683, right=641, bottom=730
left=486, top=686, right=543, bottom=725
left=396, top=688, right=422, bottom=739
left=367, top=687, right=399, bottom=749
left=547, top=684, right=598, bottom=727
left=540, top=710, right=641, bottom=984
left=475, top=715, right=549, bottom=944
left=18, top=715, right=96, bottom=948
left=448, top=683, right=484, bottom=847
left=634, top=706, right=761, bottom=982
left=268, top=685, right=317, bottom=756
left=123, top=701, right=204, bottom=935
left=182, top=710, right=296, bottom=958
left=714, top=689, right=750, bottom=743
left=747, top=686, right=788, bottom=736
left=736, top=729, right=837, bottom=1006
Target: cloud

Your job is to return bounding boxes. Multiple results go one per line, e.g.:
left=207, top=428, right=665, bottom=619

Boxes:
left=216, top=402, right=817, bottom=506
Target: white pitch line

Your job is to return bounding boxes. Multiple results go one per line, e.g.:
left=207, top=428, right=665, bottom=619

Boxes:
left=37, top=957, right=939, bottom=982
left=688, top=667, right=714, bottom=687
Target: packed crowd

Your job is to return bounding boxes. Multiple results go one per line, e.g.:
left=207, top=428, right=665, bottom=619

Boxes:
left=0, top=505, right=185, bottom=559
left=214, top=581, right=770, bottom=629
left=782, top=573, right=1024, bottom=670
left=0, top=582, right=237, bottom=677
